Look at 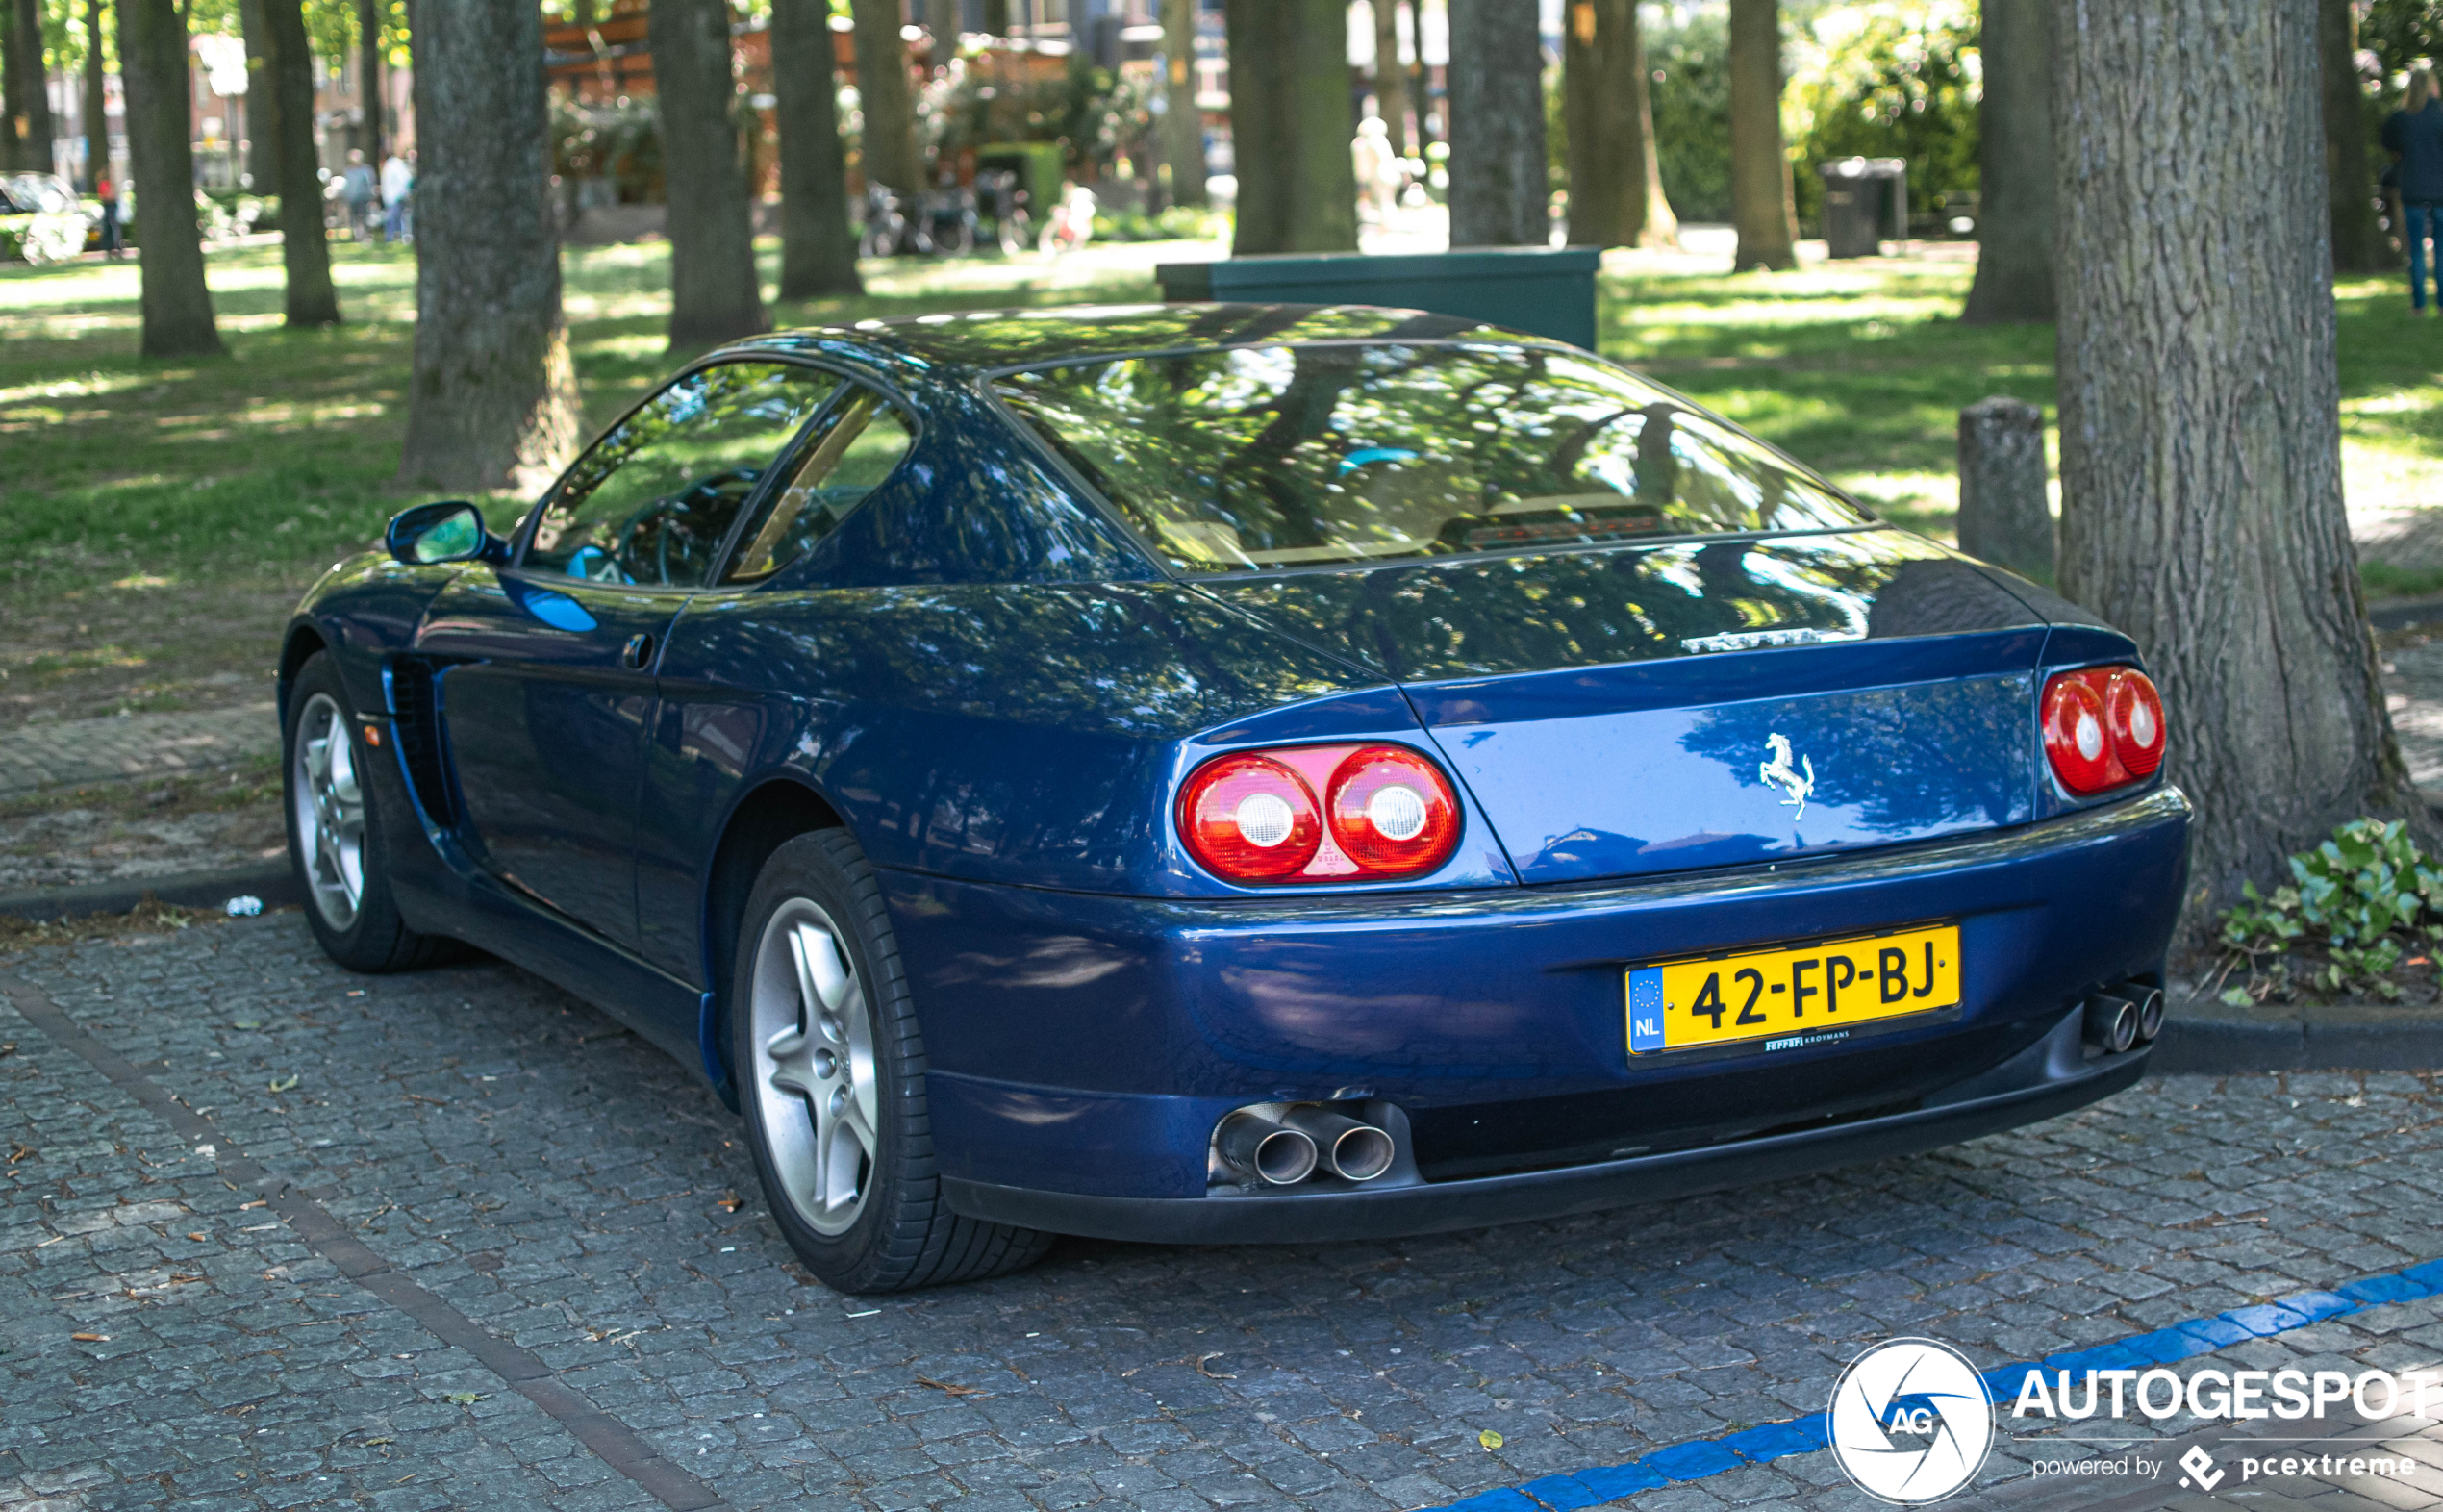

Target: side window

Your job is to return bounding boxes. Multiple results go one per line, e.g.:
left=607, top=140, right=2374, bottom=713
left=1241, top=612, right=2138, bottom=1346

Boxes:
left=722, top=387, right=918, bottom=584
left=526, top=363, right=839, bottom=587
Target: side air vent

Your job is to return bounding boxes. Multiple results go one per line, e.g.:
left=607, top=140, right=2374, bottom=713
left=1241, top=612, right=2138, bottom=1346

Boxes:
left=384, top=658, right=457, bottom=827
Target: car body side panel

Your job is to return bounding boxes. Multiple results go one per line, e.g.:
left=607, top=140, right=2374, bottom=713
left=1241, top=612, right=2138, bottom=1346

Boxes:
left=638, top=580, right=1407, bottom=984
left=887, top=785, right=2190, bottom=1198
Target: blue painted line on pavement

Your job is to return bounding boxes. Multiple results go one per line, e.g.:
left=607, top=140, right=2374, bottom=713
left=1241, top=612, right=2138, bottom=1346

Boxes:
left=1427, top=1255, right=2443, bottom=1512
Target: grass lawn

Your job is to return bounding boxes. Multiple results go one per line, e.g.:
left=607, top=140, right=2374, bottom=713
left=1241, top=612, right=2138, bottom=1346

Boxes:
left=6, top=236, right=2443, bottom=734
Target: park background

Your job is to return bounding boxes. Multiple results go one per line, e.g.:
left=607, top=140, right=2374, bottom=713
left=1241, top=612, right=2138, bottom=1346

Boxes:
left=3, top=0, right=2441, bottom=1006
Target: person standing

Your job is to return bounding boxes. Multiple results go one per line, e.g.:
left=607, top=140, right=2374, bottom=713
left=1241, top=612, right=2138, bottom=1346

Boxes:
left=96, top=175, right=123, bottom=260
left=340, top=147, right=378, bottom=241
left=380, top=147, right=412, bottom=242
left=2382, top=69, right=2443, bottom=313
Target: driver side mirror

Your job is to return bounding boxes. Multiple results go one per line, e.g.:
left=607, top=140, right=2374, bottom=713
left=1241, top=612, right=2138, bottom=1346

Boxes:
left=386, top=501, right=505, bottom=566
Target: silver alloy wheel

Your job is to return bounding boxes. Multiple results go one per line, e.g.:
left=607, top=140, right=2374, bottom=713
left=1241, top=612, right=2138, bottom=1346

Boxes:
left=291, top=693, right=366, bottom=930
left=748, top=898, right=881, bottom=1236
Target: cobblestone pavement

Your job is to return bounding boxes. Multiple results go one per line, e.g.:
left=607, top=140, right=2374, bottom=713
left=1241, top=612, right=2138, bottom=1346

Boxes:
left=3, top=916, right=2442, bottom=1512
left=0, top=703, right=279, bottom=800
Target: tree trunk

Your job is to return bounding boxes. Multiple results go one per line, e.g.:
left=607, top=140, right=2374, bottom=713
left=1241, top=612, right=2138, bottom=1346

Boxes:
left=1727, top=0, right=1795, bottom=271
left=850, top=0, right=921, bottom=195
left=2055, top=0, right=2421, bottom=950
left=981, top=0, right=1007, bottom=38
left=0, top=9, right=17, bottom=172
left=1224, top=0, right=1356, bottom=255
left=925, top=0, right=958, bottom=64
left=9, top=0, right=55, bottom=174
left=1563, top=0, right=1674, bottom=249
left=260, top=0, right=338, bottom=325
left=1961, top=0, right=2055, bottom=321
left=651, top=0, right=768, bottom=348
left=118, top=0, right=223, bottom=357
left=1162, top=0, right=1206, bottom=206
left=1372, top=0, right=1405, bottom=158
left=2323, top=0, right=2391, bottom=274
left=356, top=0, right=383, bottom=162
left=399, top=0, right=582, bottom=491
left=771, top=0, right=860, bottom=299
left=1447, top=0, right=1547, bottom=247
left=239, top=0, right=277, bottom=190
left=83, top=0, right=108, bottom=190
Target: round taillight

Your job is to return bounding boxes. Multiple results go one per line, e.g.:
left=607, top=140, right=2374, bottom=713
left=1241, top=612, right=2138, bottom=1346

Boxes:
left=2106, top=669, right=2165, bottom=776
left=2041, top=674, right=2117, bottom=794
left=1325, top=745, right=1461, bottom=876
left=1179, top=754, right=1322, bottom=881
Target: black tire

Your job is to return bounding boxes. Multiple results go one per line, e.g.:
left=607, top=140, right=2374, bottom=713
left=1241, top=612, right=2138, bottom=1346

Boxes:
left=731, top=829, right=1054, bottom=1293
left=283, top=651, right=452, bottom=973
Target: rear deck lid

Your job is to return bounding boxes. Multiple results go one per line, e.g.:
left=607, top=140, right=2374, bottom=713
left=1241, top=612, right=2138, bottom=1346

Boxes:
left=1199, top=529, right=2050, bottom=884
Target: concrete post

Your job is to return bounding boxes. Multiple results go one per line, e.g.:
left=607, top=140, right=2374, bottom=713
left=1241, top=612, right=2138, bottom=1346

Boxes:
left=1956, top=396, right=2053, bottom=581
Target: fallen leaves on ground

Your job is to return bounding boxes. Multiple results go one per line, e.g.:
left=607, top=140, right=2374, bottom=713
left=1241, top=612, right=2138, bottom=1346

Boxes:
left=914, top=1377, right=983, bottom=1397
left=1479, top=1429, right=1504, bottom=1449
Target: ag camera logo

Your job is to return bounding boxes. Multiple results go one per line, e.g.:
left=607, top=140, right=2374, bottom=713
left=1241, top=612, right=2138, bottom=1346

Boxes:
left=1828, top=1338, right=1996, bottom=1504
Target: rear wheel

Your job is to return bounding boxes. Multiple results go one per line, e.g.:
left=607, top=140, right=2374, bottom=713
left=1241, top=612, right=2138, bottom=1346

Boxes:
left=285, top=651, right=451, bottom=972
left=733, top=829, right=1053, bottom=1293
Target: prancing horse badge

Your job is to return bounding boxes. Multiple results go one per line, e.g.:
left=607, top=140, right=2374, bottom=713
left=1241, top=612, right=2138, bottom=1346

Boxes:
left=1760, top=733, right=1816, bottom=820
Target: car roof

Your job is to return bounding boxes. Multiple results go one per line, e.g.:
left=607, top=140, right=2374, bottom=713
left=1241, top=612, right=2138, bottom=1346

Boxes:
left=717, top=302, right=1570, bottom=383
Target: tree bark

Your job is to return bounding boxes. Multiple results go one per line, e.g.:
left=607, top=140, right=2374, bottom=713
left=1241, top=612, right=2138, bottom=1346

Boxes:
left=650, top=0, right=768, bottom=348
left=1727, top=0, right=1795, bottom=271
left=9, top=0, right=55, bottom=174
left=399, top=0, right=581, bottom=491
left=2323, top=0, right=2392, bottom=274
left=119, top=0, right=224, bottom=357
left=239, top=0, right=277, bottom=190
left=2055, top=0, right=2422, bottom=950
left=1372, top=0, right=1406, bottom=158
left=1162, top=0, right=1206, bottom=206
left=771, top=0, right=860, bottom=299
left=259, top=0, right=339, bottom=325
left=850, top=0, right=921, bottom=194
left=1563, top=0, right=1674, bottom=249
left=1224, top=0, right=1356, bottom=255
left=356, top=0, right=383, bottom=162
left=83, top=0, right=108, bottom=190
left=1447, top=0, right=1547, bottom=247
left=924, top=0, right=958, bottom=64
left=1961, top=0, right=2055, bottom=321
left=1955, top=396, right=2053, bottom=581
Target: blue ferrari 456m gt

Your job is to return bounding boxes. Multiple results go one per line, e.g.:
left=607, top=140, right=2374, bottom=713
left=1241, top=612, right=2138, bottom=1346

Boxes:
left=281, top=304, right=2189, bottom=1293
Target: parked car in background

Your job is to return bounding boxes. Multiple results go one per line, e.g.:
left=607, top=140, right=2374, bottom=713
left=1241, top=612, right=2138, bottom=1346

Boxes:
left=279, top=305, right=2189, bottom=1295
left=0, top=174, right=94, bottom=265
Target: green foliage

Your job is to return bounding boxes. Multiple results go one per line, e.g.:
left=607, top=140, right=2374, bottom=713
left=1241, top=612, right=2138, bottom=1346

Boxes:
left=1093, top=204, right=1229, bottom=243
left=2364, top=0, right=2443, bottom=79
left=553, top=101, right=663, bottom=203
left=2219, top=819, right=2443, bottom=1001
left=1648, top=6, right=1732, bottom=224
left=922, top=51, right=1154, bottom=180
left=1786, top=0, right=1979, bottom=235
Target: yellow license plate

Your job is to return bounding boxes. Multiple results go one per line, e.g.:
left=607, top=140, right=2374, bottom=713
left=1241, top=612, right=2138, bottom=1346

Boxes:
left=1625, top=924, right=1961, bottom=1055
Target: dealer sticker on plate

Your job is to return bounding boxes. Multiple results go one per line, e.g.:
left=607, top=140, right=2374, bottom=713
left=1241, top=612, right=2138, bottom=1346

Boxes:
left=1625, top=923, right=1961, bottom=1055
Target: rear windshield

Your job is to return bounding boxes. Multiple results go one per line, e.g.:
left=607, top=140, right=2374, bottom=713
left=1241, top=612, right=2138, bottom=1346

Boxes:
left=993, top=342, right=1869, bottom=574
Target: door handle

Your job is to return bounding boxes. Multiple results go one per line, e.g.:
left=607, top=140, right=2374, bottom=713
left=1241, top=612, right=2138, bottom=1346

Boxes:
left=621, top=632, right=655, bottom=670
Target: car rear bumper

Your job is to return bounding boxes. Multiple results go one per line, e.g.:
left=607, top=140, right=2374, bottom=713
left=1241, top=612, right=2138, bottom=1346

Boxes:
left=885, top=785, right=2189, bottom=1212
left=942, top=1010, right=2145, bottom=1242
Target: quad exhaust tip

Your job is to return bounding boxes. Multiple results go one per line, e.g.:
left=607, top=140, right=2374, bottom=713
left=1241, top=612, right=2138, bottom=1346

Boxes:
left=2083, top=983, right=2163, bottom=1053
left=1216, top=1111, right=1320, bottom=1186
left=1214, top=1104, right=1398, bottom=1187
left=1282, top=1107, right=1397, bottom=1182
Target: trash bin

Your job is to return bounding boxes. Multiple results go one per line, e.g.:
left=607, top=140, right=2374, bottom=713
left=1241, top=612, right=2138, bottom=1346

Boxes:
left=1154, top=246, right=1601, bottom=350
left=1817, top=157, right=1908, bottom=259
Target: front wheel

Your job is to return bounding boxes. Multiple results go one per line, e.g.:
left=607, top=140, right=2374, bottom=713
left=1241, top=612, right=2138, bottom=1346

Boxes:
left=732, top=829, right=1053, bottom=1293
left=284, top=651, right=452, bottom=971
